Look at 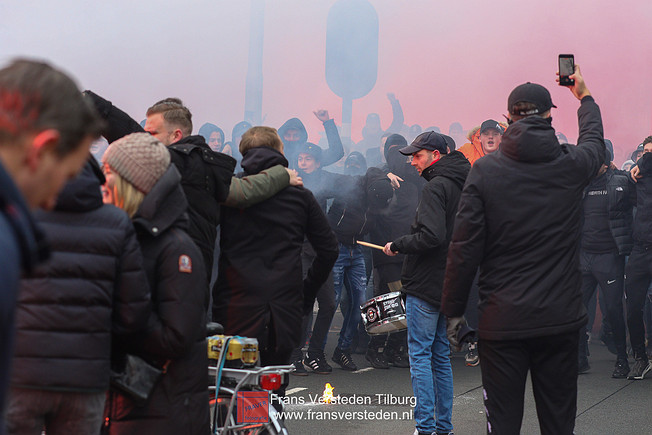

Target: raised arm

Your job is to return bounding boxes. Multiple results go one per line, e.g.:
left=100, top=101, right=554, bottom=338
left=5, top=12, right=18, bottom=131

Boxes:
left=385, top=93, right=404, bottom=135
left=558, top=65, right=605, bottom=179
left=314, top=109, right=344, bottom=168
left=83, top=90, right=144, bottom=142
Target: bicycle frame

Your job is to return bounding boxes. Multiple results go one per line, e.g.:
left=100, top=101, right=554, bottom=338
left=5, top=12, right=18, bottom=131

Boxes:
left=209, top=365, right=293, bottom=434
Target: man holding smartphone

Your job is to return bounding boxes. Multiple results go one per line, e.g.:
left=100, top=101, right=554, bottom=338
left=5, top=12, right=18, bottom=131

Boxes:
left=442, top=64, right=605, bottom=435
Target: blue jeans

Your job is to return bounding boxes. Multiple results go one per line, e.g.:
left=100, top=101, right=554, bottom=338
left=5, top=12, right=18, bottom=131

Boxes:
left=406, top=294, right=453, bottom=434
left=330, top=243, right=367, bottom=350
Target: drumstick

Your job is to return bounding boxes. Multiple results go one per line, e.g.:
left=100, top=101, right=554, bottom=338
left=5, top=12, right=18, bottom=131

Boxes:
left=356, top=240, right=385, bottom=251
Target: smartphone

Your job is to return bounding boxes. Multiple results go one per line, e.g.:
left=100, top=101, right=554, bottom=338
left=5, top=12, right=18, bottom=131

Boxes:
left=558, top=54, right=575, bottom=86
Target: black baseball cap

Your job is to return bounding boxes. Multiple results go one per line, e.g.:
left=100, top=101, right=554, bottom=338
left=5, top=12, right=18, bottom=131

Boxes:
left=480, top=119, right=505, bottom=135
left=507, top=82, right=557, bottom=116
left=399, top=131, right=448, bottom=155
left=297, top=142, right=322, bottom=162
left=441, top=134, right=456, bottom=152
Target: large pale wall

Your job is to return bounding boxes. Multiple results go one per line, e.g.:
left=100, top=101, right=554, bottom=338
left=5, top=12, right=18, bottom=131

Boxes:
left=1, top=0, right=650, bottom=163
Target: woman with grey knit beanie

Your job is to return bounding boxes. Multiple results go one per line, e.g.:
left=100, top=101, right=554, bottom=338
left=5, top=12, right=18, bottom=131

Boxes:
left=101, top=133, right=210, bottom=434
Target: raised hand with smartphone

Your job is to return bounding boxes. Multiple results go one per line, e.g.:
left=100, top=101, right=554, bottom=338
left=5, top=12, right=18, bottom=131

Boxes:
left=556, top=55, right=591, bottom=101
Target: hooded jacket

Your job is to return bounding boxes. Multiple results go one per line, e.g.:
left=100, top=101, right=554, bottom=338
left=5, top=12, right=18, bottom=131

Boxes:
left=198, top=122, right=226, bottom=152
left=213, top=147, right=338, bottom=360
left=279, top=117, right=344, bottom=170
left=390, top=151, right=471, bottom=308
left=105, top=165, right=210, bottom=435
left=12, top=161, right=150, bottom=393
left=326, top=167, right=393, bottom=246
left=632, top=152, right=652, bottom=245
left=442, top=96, right=605, bottom=340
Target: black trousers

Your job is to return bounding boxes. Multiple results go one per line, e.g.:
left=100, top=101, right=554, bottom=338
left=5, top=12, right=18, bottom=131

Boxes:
left=624, top=244, right=652, bottom=359
left=478, top=331, right=579, bottom=435
left=464, top=271, right=480, bottom=330
left=579, top=250, right=627, bottom=359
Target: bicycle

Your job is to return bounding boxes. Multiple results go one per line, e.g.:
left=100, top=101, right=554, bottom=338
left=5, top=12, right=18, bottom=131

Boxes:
left=207, top=323, right=293, bottom=434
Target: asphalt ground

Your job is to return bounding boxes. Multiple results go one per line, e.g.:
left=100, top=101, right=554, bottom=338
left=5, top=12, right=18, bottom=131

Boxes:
left=282, top=312, right=652, bottom=434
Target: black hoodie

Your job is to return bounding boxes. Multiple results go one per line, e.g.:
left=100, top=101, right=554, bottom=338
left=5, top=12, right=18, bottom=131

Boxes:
left=279, top=117, right=344, bottom=170
left=442, top=96, right=605, bottom=340
left=391, top=151, right=470, bottom=308
left=632, top=152, right=652, bottom=245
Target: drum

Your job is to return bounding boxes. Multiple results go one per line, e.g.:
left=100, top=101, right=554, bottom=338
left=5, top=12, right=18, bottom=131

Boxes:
left=360, top=292, right=407, bottom=335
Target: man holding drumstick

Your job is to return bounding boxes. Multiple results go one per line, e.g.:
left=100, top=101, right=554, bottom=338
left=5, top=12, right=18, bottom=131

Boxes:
left=382, top=131, right=470, bottom=435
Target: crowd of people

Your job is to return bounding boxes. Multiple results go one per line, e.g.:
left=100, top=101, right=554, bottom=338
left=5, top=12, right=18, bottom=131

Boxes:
left=1, top=57, right=651, bottom=435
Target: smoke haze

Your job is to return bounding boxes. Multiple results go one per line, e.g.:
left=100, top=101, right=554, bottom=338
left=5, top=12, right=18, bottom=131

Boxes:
left=1, top=0, right=650, bottom=163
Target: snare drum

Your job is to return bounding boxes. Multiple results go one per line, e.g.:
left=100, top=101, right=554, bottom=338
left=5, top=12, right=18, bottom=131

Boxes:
left=360, top=291, right=407, bottom=335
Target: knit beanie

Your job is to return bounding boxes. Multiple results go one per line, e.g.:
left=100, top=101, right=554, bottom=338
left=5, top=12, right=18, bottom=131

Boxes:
left=102, top=132, right=170, bottom=194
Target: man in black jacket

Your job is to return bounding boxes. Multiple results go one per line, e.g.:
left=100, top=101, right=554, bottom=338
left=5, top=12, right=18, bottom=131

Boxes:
left=213, top=127, right=339, bottom=367
left=84, top=92, right=298, bottom=284
left=367, top=134, right=424, bottom=369
left=442, top=66, right=605, bottom=435
left=577, top=142, right=635, bottom=378
left=326, top=165, right=394, bottom=371
left=382, top=131, right=470, bottom=435
left=624, top=137, right=652, bottom=380
left=278, top=110, right=344, bottom=170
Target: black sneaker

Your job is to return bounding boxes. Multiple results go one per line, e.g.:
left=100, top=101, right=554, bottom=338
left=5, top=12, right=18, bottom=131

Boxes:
left=386, top=347, right=410, bottom=368
left=627, top=357, right=652, bottom=380
left=365, top=349, right=389, bottom=369
left=332, top=347, right=358, bottom=371
left=290, top=358, right=308, bottom=376
left=612, top=358, right=630, bottom=379
left=303, top=351, right=332, bottom=374
left=578, top=357, right=590, bottom=374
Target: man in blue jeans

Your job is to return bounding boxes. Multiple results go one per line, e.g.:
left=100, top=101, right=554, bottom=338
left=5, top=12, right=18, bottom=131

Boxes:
left=327, top=169, right=394, bottom=371
left=383, top=131, right=470, bottom=435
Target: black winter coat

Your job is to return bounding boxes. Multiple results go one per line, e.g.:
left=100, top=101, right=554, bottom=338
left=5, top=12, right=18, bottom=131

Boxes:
left=632, top=152, right=652, bottom=245
left=0, top=160, right=47, bottom=426
left=213, top=147, right=338, bottom=360
left=326, top=167, right=393, bottom=246
left=168, top=135, right=236, bottom=275
left=105, top=166, right=209, bottom=435
left=390, top=151, right=470, bottom=308
left=442, top=96, right=606, bottom=340
left=84, top=91, right=236, bottom=280
left=12, top=161, right=150, bottom=392
left=580, top=169, right=635, bottom=255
